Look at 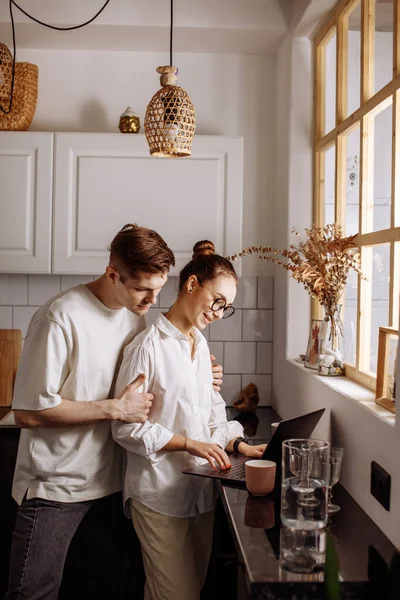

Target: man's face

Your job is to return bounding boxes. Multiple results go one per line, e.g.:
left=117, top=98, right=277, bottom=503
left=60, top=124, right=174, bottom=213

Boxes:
left=112, top=269, right=168, bottom=315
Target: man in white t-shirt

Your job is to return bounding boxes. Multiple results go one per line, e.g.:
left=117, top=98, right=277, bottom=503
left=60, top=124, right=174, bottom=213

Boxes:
left=5, top=224, right=223, bottom=600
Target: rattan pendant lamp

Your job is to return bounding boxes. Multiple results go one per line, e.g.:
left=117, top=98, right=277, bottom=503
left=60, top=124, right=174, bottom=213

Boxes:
left=144, top=0, right=196, bottom=157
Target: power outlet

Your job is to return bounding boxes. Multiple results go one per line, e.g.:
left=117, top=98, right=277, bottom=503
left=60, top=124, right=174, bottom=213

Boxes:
left=370, top=461, right=391, bottom=511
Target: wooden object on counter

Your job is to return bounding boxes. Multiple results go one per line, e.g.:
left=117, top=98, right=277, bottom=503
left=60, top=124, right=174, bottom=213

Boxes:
left=0, top=330, right=22, bottom=406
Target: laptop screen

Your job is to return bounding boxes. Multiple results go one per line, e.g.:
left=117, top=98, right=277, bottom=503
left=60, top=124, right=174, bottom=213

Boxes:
left=263, top=408, right=325, bottom=476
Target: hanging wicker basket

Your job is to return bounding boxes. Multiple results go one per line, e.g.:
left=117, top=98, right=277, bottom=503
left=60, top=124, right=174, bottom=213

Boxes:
left=144, top=66, right=195, bottom=157
left=0, top=43, right=38, bottom=131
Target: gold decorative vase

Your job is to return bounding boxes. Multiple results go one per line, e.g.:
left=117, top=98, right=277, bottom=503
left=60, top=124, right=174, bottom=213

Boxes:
left=119, top=107, right=140, bottom=133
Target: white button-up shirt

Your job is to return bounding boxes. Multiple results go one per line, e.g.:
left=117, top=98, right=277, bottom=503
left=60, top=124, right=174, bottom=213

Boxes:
left=112, top=313, right=243, bottom=517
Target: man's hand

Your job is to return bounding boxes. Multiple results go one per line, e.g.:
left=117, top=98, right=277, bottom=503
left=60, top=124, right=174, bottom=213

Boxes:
left=112, top=374, right=153, bottom=423
left=239, top=443, right=268, bottom=458
left=186, top=439, right=231, bottom=470
left=210, top=354, right=223, bottom=392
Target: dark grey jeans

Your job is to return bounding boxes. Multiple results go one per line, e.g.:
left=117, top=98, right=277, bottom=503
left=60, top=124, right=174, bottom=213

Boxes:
left=5, top=492, right=144, bottom=600
left=5, top=496, right=96, bottom=600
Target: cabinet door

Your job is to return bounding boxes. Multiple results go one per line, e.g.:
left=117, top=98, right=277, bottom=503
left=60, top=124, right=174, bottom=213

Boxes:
left=53, top=134, right=243, bottom=274
left=0, top=132, right=53, bottom=273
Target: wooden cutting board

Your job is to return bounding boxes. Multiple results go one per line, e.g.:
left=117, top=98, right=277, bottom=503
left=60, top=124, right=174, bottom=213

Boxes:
left=0, top=329, right=22, bottom=407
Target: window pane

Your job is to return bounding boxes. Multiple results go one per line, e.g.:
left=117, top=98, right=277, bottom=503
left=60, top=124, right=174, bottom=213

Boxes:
left=369, top=244, right=390, bottom=374
left=344, top=126, right=360, bottom=236
left=393, top=242, right=400, bottom=330
left=324, top=144, right=335, bottom=225
left=374, top=0, right=394, bottom=94
left=363, top=101, right=393, bottom=233
left=347, top=2, right=361, bottom=117
left=373, top=102, right=393, bottom=232
left=325, top=31, right=337, bottom=134
left=343, top=267, right=358, bottom=365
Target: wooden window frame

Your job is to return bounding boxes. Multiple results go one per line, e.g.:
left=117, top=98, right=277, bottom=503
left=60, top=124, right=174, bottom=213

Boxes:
left=375, top=326, right=397, bottom=413
left=313, top=0, right=400, bottom=394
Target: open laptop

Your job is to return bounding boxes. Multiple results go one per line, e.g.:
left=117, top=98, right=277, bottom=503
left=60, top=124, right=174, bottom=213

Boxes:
left=182, top=408, right=325, bottom=484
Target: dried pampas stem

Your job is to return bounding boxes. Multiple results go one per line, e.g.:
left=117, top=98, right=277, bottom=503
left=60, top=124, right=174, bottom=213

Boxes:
left=227, top=224, right=366, bottom=326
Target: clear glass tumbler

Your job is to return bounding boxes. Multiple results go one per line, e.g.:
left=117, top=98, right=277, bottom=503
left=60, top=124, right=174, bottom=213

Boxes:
left=281, top=439, right=330, bottom=530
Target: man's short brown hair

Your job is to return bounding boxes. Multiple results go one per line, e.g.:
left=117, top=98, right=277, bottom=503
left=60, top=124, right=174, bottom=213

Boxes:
left=108, top=224, right=175, bottom=282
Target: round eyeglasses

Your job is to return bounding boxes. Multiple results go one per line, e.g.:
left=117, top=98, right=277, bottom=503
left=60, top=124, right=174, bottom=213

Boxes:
left=199, top=281, right=235, bottom=319
left=211, top=297, right=235, bottom=319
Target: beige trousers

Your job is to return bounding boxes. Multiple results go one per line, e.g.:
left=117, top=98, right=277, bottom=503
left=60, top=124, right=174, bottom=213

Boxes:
left=130, top=498, right=215, bottom=600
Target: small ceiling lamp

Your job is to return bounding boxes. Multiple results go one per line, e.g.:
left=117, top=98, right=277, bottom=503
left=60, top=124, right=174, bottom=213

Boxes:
left=144, top=0, right=195, bottom=157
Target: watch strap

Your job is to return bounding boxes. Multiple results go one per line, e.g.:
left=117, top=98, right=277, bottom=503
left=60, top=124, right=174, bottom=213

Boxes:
left=233, top=436, right=246, bottom=454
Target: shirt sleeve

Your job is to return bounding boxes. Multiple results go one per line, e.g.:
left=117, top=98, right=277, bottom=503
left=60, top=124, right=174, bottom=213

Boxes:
left=12, top=318, right=69, bottom=411
left=112, top=341, right=174, bottom=464
left=208, top=390, right=244, bottom=449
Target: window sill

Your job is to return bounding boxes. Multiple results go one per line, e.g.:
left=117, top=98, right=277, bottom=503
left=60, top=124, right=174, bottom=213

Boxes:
left=287, top=358, right=396, bottom=426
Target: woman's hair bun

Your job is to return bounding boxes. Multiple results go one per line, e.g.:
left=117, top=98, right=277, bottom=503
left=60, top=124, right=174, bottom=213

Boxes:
left=192, top=240, right=215, bottom=259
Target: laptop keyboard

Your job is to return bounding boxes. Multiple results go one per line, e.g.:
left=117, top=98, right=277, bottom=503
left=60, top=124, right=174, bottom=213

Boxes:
left=216, top=463, right=245, bottom=479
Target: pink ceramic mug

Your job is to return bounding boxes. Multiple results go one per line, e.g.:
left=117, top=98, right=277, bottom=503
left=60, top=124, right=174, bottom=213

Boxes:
left=245, top=460, right=276, bottom=496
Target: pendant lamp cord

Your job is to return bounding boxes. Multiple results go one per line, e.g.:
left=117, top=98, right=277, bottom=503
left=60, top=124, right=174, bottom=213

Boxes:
left=0, top=0, right=111, bottom=114
left=169, top=0, right=173, bottom=67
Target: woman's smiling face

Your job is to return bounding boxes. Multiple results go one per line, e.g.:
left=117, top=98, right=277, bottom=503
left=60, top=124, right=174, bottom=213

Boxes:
left=186, top=274, right=237, bottom=330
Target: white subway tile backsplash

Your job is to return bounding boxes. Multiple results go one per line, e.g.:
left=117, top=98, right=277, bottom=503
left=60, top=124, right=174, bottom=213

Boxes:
left=242, top=374, right=272, bottom=406
left=208, top=342, right=224, bottom=368
left=61, top=275, right=94, bottom=291
left=209, top=310, right=242, bottom=341
left=258, top=276, right=274, bottom=309
left=243, top=310, right=273, bottom=341
left=4, top=274, right=274, bottom=400
left=28, top=275, right=61, bottom=306
left=235, top=276, right=257, bottom=309
left=224, top=342, right=256, bottom=374
left=0, top=306, right=13, bottom=328
left=256, top=342, right=273, bottom=374
left=220, top=374, right=242, bottom=406
left=13, top=306, right=39, bottom=337
left=159, top=276, right=179, bottom=308
left=0, top=275, right=27, bottom=305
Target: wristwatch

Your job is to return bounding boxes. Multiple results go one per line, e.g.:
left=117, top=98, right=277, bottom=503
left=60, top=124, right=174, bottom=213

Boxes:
left=233, top=436, right=247, bottom=454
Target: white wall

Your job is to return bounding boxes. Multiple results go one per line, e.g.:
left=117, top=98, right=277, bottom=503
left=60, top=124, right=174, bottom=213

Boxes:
left=17, top=48, right=276, bottom=276
left=275, top=36, right=400, bottom=549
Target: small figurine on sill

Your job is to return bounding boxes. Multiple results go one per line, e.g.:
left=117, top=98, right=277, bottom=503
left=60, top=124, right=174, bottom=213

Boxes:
left=233, top=382, right=259, bottom=413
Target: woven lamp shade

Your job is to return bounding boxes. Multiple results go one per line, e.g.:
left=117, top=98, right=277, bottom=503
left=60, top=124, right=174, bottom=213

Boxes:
left=0, top=43, right=38, bottom=131
left=145, top=66, right=195, bottom=157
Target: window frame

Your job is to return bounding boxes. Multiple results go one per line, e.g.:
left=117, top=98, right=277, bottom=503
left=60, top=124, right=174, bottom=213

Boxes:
left=313, top=0, right=400, bottom=398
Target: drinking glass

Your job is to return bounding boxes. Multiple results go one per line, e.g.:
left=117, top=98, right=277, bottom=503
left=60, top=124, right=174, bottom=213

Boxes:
left=281, top=439, right=330, bottom=530
left=327, top=447, right=344, bottom=513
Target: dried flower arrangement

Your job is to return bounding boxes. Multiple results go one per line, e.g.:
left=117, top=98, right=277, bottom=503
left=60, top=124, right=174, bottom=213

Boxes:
left=228, top=224, right=365, bottom=375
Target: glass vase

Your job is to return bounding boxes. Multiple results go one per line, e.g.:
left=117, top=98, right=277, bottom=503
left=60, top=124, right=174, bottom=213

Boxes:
left=318, top=305, right=344, bottom=377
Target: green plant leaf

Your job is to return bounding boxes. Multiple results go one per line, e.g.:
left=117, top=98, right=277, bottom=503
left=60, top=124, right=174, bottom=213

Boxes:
left=324, top=534, right=341, bottom=600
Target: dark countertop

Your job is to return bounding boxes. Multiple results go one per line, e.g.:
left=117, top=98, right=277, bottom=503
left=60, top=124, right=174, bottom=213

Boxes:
left=218, top=408, right=398, bottom=600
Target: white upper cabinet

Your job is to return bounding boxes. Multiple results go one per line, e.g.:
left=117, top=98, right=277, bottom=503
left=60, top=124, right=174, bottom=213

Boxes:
left=53, top=134, right=243, bottom=274
left=0, top=132, right=53, bottom=273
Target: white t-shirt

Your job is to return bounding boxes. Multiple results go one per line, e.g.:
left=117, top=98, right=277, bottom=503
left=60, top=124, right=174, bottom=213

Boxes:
left=12, top=284, right=145, bottom=504
left=112, top=313, right=243, bottom=518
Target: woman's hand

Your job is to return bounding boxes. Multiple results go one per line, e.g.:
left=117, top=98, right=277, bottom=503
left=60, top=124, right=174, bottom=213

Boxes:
left=186, top=439, right=231, bottom=470
left=239, top=443, right=268, bottom=458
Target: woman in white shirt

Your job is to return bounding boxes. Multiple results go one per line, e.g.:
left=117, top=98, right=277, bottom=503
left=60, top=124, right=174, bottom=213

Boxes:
left=112, top=241, right=267, bottom=600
